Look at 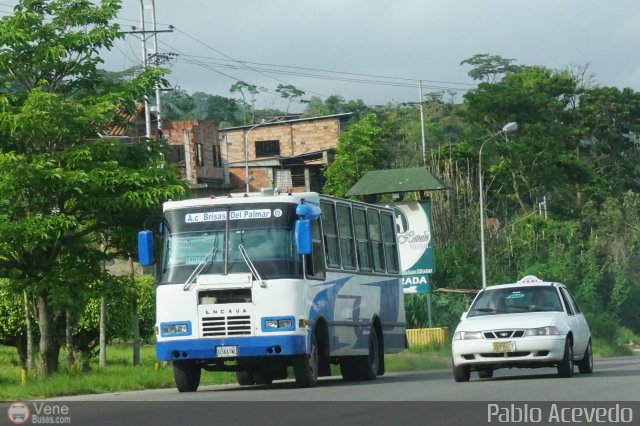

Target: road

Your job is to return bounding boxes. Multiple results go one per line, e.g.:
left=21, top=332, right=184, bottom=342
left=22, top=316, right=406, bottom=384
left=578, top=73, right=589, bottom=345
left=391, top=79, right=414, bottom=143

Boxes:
left=12, top=357, right=635, bottom=426
left=51, top=356, right=639, bottom=402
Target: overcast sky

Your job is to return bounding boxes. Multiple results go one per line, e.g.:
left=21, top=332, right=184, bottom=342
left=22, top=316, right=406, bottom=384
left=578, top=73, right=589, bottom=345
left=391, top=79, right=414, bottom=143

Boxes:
left=4, top=0, right=640, bottom=112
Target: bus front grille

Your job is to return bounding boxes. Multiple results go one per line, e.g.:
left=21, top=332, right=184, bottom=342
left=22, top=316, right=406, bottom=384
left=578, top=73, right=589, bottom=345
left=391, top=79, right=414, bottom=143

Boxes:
left=201, top=315, right=252, bottom=337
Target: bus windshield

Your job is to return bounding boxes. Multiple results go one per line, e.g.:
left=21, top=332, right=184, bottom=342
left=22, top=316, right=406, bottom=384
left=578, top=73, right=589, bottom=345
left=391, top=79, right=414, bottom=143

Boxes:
left=159, top=203, right=302, bottom=284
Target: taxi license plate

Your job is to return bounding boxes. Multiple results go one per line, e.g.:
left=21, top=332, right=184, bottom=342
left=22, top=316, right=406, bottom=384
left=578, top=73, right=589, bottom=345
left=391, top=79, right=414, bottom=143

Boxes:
left=216, top=346, right=237, bottom=357
left=493, top=341, right=515, bottom=353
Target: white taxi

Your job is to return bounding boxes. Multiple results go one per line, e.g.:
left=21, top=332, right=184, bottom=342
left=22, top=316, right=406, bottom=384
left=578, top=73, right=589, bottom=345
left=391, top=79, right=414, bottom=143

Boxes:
left=451, top=276, right=593, bottom=382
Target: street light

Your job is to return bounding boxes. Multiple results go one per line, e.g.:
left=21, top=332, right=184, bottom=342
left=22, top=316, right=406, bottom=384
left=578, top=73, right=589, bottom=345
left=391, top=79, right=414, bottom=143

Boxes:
left=479, top=121, right=518, bottom=288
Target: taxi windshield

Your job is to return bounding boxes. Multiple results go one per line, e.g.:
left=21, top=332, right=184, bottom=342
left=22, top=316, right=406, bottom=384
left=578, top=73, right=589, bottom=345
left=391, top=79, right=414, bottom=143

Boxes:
left=467, top=286, right=563, bottom=317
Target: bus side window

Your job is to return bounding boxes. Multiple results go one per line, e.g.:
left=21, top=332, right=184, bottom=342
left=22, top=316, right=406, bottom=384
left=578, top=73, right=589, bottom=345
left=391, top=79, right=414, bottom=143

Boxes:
left=320, top=201, right=341, bottom=268
left=306, top=219, right=326, bottom=280
left=353, top=207, right=371, bottom=271
left=381, top=212, right=399, bottom=273
left=367, top=210, right=386, bottom=272
left=337, top=204, right=356, bottom=269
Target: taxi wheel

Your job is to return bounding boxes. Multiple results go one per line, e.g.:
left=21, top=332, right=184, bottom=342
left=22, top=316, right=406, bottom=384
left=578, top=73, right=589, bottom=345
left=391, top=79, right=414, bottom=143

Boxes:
left=577, top=339, right=594, bottom=374
left=478, top=369, right=493, bottom=379
left=557, top=337, right=574, bottom=378
left=453, top=364, right=470, bottom=382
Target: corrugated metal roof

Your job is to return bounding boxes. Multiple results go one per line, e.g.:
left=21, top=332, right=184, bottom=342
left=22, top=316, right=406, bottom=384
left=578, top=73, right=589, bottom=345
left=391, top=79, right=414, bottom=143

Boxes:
left=219, top=113, right=353, bottom=131
left=346, top=167, right=449, bottom=196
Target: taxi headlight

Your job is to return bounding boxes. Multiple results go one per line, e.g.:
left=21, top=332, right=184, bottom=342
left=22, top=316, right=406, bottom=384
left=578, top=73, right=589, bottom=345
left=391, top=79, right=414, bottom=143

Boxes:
left=525, top=326, right=559, bottom=336
left=453, top=331, right=483, bottom=340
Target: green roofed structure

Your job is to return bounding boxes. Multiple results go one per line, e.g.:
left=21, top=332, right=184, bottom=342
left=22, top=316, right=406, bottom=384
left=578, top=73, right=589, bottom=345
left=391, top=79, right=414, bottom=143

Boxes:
left=345, top=167, right=449, bottom=199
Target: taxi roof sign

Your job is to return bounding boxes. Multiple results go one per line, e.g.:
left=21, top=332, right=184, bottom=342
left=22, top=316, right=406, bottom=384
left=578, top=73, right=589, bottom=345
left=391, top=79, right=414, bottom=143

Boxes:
left=518, top=275, right=543, bottom=284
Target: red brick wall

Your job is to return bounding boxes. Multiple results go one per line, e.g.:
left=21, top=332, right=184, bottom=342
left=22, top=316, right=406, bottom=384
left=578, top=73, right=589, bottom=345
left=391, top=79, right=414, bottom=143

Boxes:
left=223, top=117, right=341, bottom=168
left=228, top=166, right=272, bottom=192
left=163, top=120, right=224, bottom=184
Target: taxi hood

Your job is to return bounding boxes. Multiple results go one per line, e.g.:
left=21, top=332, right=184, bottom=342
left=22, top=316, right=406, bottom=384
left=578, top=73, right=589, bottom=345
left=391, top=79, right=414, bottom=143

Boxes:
left=455, top=312, right=563, bottom=332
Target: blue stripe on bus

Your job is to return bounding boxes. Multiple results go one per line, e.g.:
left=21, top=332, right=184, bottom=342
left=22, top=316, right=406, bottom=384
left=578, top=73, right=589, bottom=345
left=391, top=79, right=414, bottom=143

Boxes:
left=309, top=276, right=401, bottom=324
left=156, top=335, right=306, bottom=361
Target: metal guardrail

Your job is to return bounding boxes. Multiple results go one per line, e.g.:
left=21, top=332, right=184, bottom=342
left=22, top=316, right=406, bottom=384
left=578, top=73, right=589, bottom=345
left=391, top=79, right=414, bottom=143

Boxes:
left=406, top=327, right=448, bottom=347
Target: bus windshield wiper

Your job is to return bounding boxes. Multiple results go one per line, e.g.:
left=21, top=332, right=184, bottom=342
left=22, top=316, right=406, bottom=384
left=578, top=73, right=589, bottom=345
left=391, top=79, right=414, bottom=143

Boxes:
left=238, top=243, right=265, bottom=287
left=183, top=240, right=219, bottom=291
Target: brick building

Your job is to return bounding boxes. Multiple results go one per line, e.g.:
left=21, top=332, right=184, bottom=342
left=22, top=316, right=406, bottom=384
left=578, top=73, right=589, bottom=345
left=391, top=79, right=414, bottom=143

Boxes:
left=162, top=120, right=228, bottom=196
left=219, top=113, right=351, bottom=193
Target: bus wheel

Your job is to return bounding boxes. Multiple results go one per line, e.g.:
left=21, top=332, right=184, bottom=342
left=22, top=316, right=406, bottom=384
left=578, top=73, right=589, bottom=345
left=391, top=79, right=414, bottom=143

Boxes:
left=173, top=361, right=201, bottom=392
left=340, top=327, right=381, bottom=381
left=252, top=369, right=273, bottom=385
left=361, top=327, right=380, bottom=380
left=236, top=370, right=255, bottom=386
left=339, top=357, right=360, bottom=381
left=293, top=331, right=319, bottom=388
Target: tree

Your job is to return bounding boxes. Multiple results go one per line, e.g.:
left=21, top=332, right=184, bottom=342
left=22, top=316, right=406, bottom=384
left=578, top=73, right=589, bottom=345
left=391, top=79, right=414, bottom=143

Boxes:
left=323, top=113, right=388, bottom=197
left=275, top=84, right=306, bottom=113
left=206, top=95, right=239, bottom=127
left=0, top=0, right=185, bottom=376
left=575, top=87, right=640, bottom=199
left=460, top=65, right=587, bottom=218
left=229, top=81, right=259, bottom=125
left=301, top=94, right=369, bottom=121
left=161, top=89, right=196, bottom=121
left=460, top=53, right=521, bottom=83
left=0, top=279, right=29, bottom=366
left=187, top=92, right=212, bottom=120
left=301, top=96, right=330, bottom=118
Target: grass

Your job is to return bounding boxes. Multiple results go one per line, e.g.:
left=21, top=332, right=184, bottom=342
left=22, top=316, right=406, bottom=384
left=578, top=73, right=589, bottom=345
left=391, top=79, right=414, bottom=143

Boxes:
left=0, top=343, right=451, bottom=401
left=0, top=344, right=234, bottom=401
left=0, top=337, right=634, bottom=401
left=592, top=339, right=634, bottom=358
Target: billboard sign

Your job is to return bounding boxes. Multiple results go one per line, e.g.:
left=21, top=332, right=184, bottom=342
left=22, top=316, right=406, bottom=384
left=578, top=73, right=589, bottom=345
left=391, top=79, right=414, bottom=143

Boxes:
left=391, top=200, right=435, bottom=294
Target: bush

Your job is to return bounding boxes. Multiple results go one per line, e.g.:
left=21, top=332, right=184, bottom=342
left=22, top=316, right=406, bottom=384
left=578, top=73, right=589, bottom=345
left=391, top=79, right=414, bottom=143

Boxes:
left=405, top=292, right=471, bottom=331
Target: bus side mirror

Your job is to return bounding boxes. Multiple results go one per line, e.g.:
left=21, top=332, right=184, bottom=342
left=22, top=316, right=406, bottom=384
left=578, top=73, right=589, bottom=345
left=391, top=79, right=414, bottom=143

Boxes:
left=138, top=230, right=154, bottom=266
left=295, top=219, right=312, bottom=255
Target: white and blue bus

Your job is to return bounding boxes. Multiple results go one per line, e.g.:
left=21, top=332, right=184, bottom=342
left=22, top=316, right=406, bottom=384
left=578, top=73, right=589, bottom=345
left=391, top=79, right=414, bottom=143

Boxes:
left=138, top=189, right=406, bottom=391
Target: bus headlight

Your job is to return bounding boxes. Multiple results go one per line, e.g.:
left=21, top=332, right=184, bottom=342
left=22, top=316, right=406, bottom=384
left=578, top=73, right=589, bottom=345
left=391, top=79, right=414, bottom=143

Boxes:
left=263, top=317, right=295, bottom=331
left=160, top=322, right=191, bottom=336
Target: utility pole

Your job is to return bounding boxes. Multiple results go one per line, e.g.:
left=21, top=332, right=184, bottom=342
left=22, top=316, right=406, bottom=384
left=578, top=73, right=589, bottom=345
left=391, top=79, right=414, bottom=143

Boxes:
left=122, top=0, right=174, bottom=138
left=149, top=0, right=162, bottom=133
left=139, top=0, right=151, bottom=138
left=418, top=80, right=426, bottom=167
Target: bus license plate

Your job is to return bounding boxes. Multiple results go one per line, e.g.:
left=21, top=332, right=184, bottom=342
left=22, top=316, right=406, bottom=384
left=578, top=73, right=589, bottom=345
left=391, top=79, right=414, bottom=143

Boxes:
left=216, top=346, right=237, bottom=357
left=493, top=341, right=515, bottom=353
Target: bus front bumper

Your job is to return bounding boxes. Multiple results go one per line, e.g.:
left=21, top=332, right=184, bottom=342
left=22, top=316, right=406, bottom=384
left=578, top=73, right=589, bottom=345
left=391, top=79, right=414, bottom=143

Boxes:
left=156, top=335, right=306, bottom=362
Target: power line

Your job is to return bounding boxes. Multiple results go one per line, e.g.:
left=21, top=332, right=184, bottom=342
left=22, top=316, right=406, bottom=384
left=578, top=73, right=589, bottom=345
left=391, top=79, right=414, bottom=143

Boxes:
left=171, top=27, right=325, bottom=98
left=157, top=42, right=304, bottom=104
left=112, top=16, right=475, bottom=106
left=115, top=16, right=474, bottom=89
left=169, top=55, right=470, bottom=92
left=179, top=55, right=475, bottom=88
